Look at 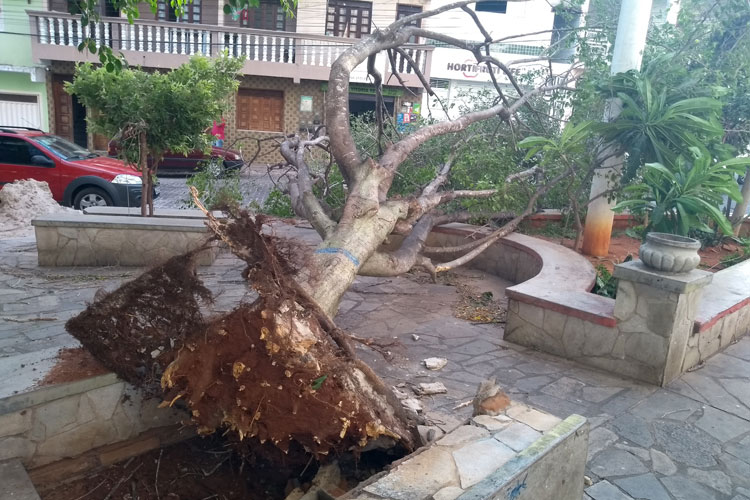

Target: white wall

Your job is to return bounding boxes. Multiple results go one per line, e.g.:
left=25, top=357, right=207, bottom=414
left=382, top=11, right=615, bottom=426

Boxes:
left=422, top=0, right=559, bottom=44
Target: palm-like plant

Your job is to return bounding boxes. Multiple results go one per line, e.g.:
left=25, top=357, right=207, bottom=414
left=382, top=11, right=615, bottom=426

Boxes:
left=599, top=65, right=725, bottom=182
left=613, top=149, right=750, bottom=236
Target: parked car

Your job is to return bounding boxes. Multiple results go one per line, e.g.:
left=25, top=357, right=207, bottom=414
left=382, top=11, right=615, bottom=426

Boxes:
left=0, top=126, right=152, bottom=209
left=107, top=141, right=244, bottom=174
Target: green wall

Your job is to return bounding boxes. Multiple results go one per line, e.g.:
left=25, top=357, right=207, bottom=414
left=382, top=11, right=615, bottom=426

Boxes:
left=0, top=72, right=50, bottom=131
left=1, top=0, right=46, bottom=66
left=0, top=0, right=50, bottom=131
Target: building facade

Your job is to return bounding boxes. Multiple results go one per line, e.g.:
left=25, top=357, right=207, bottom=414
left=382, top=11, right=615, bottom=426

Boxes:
left=0, top=0, right=50, bottom=131
left=421, top=0, right=588, bottom=121
left=26, top=0, right=434, bottom=161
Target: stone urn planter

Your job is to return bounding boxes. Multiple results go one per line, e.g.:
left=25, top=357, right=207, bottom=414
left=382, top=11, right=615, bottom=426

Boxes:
left=639, top=232, right=701, bottom=274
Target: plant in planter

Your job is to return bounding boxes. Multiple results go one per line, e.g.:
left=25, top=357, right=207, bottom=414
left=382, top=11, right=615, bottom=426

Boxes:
left=612, top=150, right=750, bottom=237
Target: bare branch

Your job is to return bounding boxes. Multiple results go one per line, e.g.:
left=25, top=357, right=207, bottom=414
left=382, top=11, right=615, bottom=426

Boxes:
left=506, top=166, right=541, bottom=183
left=280, top=136, right=337, bottom=238
left=433, top=166, right=576, bottom=272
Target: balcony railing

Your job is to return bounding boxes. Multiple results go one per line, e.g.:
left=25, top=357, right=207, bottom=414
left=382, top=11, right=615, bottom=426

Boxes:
left=28, top=11, right=433, bottom=87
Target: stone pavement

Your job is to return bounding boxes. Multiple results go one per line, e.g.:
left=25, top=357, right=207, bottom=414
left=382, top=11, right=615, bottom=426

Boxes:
left=1, top=227, right=750, bottom=499
left=154, top=164, right=274, bottom=209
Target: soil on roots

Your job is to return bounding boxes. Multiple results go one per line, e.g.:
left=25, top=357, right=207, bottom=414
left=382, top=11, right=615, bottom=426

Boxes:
left=66, top=251, right=212, bottom=394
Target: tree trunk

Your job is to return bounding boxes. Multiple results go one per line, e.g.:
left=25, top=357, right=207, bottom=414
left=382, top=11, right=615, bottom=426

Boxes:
left=731, top=167, right=750, bottom=236
left=139, top=131, right=149, bottom=217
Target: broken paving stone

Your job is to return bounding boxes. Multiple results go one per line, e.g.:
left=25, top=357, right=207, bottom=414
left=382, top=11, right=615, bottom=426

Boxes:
left=401, top=398, right=423, bottom=414
left=418, top=382, right=448, bottom=395
left=452, top=439, right=515, bottom=489
left=471, top=414, right=511, bottom=431
left=432, top=486, right=464, bottom=500
left=436, top=425, right=489, bottom=447
left=493, top=422, right=541, bottom=452
left=392, top=387, right=409, bottom=400
left=418, top=425, right=444, bottom=445
left=423, top=357, right=448, bottom=370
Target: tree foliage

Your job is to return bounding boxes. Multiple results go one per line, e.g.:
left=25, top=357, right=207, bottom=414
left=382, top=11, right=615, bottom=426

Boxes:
left=67, top=55, right=242, bottom=214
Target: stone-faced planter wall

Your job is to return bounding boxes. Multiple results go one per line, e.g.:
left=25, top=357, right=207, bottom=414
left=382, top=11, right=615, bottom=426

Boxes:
left=31, top=213, right=218, bottom=266
left=344, top=402, right=588, bottom=500
left=0, top=373, right=188, bottom=470
left=427, top=225, right=750, bottom=386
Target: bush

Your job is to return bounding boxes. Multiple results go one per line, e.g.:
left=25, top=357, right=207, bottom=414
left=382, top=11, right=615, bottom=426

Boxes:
left=184, top=160, right=242, bottom=211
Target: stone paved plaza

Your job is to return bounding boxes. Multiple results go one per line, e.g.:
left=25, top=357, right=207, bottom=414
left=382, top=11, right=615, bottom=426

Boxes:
left=1, top=226, right=750, bottom=500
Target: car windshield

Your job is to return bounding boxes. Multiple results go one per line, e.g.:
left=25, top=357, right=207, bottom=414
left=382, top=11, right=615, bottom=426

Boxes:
left=31, top=135, right=98, bottom=160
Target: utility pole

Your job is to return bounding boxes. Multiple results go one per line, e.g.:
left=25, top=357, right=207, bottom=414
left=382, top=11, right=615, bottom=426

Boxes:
left=581, top=0, right=654, bottom=257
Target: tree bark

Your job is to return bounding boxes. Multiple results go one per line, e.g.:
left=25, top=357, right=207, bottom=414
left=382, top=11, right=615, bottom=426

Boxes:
left=139, top=131, right=149, bottom=217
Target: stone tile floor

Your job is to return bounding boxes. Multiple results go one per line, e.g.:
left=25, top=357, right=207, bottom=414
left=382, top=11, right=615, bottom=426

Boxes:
left=1, top=226, right=750, bottom=500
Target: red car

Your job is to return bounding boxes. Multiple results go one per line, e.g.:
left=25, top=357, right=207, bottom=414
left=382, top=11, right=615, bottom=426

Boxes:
left=0, top=126, right=149, bottom=209
left=107, top=141, right=244, bottom=173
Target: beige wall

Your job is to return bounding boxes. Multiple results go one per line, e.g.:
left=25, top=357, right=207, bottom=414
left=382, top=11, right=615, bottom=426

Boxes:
left=224, top=76, right=326, bottom=163
left=296, top=0, right=430, bottom=36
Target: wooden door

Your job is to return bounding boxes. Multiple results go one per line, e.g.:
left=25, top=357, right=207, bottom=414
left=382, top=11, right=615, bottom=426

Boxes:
left=236, top=90, right=284, bottom=132
left=52, top=78, right=74, bottom=141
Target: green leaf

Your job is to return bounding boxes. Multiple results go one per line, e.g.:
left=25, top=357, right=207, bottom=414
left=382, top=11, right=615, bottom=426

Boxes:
left=311, top=375, right=328, bottom=391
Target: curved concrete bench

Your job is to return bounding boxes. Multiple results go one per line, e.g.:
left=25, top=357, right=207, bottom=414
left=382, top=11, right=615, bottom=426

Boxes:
left=428, top=224, right=615, bottom=326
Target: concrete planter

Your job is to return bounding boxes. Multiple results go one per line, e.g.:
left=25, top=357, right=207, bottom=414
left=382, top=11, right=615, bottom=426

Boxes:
left=639, top=232, right=701, bottom=274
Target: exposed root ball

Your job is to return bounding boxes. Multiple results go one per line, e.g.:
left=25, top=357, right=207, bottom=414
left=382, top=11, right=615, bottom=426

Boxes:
left=66, top=252, right=212, bottom=393
left=162, top=295, right=415, bottom=456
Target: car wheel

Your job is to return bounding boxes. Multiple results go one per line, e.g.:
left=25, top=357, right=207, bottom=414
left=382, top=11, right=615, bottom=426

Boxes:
left=73, top=187, right=113, bottom=210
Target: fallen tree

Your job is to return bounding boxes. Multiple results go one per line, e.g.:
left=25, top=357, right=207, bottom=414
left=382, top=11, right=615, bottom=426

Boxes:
left=67, top=0, right=583, bottom=461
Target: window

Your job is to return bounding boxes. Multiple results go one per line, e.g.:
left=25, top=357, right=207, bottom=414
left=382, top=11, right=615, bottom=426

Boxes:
left=103, top=0, right=119, bottom=17
left=241, top=0, right=287, bottom=30
left=326, top=0, right=371, bottom=38
left=236, top=90, right=284, bottom=132
left=158, top=0, right=201, bottom=23
left=0, top=137, right=49, bottom=167
left=396, top=4, right=421, bottom=42
left=475, top=1, right=507, bottom=13
left=32, top=135, right=93, bottom=160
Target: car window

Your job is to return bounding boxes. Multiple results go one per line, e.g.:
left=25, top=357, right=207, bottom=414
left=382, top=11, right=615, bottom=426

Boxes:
left=0, top=136, right=50, bottom=166
left=31, top=135, right=97, bottom=160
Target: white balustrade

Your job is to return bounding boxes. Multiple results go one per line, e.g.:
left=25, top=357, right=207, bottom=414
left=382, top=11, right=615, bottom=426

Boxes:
left=38, top=18, right=48, bottom=44
left=66, top=19, right=74, bottom=46
left=94, top=23, right=101, bottom=48
left=76, top=20, right=82, bottom=46
left=129, top=25, right=135, bottom=50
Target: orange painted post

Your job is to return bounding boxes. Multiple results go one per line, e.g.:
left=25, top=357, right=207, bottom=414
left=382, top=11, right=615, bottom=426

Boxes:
left=582, top=0, right=653, bottom=257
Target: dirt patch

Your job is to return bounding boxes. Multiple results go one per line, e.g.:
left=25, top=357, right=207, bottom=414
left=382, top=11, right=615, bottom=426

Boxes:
left=530, top=233, right=737, bottom=273
left=39, top=435, right=396, bottom=500
left=407, top=270, right=507, bottom=324
left=38, top=347, right=109, bottom=386
left=39, top=436, right=302, bottom=500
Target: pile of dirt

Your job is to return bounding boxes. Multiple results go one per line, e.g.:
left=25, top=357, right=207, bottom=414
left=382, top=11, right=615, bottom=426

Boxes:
left=38, top=347, right=110, bottom=387
left=0, top=179, right=78, bottom=237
